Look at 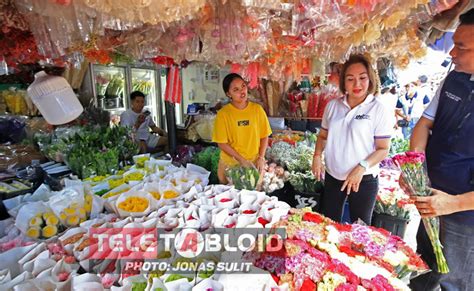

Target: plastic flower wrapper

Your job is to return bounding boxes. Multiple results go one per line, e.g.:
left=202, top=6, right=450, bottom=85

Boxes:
left=15, top=201, right=65, bottom=240
left=48, top=188, right=88, bottom=228
left=143, top=181, right=162, bottom=201
left=133, top=153, right=150, bottom=168
left=168, top=171, right=197, bottom=194
left=158, top=180, right=182, bottom=201
left=225, top=162, right=261, bottom=191
left=115, top=190, right=156, bottom=217
left=123, top=169, right=145, bottom=183
left=375, top=186, right=412, bottom=220
left=102, top=183, right=131, bottom=199
left=392, top=151, right=449, bottom=273
left=186, top=163, right=211, bottom=184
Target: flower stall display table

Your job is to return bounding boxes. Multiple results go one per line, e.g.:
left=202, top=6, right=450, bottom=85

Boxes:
left=0, top=153, right=430, bottom=290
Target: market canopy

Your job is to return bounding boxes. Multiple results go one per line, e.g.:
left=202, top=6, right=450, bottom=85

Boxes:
left=0, top=0, right=464, bottom=81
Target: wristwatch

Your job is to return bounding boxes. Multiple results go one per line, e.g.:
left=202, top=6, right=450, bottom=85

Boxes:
left=359, top=160, right=369, bottom=170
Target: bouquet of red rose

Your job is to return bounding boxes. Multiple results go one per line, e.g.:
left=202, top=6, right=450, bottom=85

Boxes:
left=392, top=151, right=449, bottom=273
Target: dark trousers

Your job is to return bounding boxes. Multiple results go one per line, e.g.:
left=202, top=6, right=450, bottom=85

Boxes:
left=321, top=172, right=378, bottom=225
left=410, top=217, right=474, bottom=291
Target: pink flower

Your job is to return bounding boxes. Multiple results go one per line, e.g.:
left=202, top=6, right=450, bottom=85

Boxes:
left=0, top=241, right=15, bottom=252
left=64, top=256, right=76, bottom=264
left=58, top=272, right=70, bottom=282
left=101, top=273, right=117, bottom=288
left=47, top=243, right=64, bottom=255
left=406, top=151, right=425, bottom=163
left=336, top=283, right=358, bottom=291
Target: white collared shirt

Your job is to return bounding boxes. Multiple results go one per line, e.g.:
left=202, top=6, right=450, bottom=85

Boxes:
left=322, top=94, right=394, bottom=180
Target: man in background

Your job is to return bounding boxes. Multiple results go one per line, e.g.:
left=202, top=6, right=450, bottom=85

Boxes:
left=120, top=91, right=168, bottom=153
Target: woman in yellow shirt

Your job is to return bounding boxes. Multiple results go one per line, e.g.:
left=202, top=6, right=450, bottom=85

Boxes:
left=212, top=73, right=272, bottom=184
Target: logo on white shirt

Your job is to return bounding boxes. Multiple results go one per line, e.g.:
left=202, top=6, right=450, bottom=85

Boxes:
left=354, top=114, right=370, bottom=120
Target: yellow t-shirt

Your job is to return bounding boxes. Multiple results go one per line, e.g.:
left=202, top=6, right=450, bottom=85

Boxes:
left=212, top=102, right=272, bottom=166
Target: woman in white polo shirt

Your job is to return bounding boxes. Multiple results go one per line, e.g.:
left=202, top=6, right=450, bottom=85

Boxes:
left=312, top=54, right=394, bottom=224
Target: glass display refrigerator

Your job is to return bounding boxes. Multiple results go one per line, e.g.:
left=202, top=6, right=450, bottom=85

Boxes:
left=84, top=63, right=185, bottom=129
left=88, top=64, right=164, bottom=127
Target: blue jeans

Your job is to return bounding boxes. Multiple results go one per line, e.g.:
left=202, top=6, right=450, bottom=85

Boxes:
left=402, top=117, right=420, bottom=139
left=410, top=217, right=474, bottom=291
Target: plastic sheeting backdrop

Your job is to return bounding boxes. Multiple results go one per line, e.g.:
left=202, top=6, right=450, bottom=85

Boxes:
left=0, top=0, right=462, bottom=82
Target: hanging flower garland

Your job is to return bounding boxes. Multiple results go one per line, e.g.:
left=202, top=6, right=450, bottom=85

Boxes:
left=0, top=0, right=30, bottom=33
left=0, top=28, right=44, bottom=67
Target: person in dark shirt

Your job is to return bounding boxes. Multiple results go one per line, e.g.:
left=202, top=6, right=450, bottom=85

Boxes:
left=404, top=8, right=474, bottom=291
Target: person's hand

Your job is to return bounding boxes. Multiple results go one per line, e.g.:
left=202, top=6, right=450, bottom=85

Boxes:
left=311, top=155, right=325, bottom=181
left=256, top=157, right=266, bottom=173
left=341, top=165, right=365, bottom=195
left=405, top=115, right=411, bottom=122
left=157, top=128, right=167, bottom=136
left=413, top=188, right=459, bottom=218
left=239, top=159, right=254, bottom=168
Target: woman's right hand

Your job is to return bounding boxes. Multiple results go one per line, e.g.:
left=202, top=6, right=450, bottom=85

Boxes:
left=312, top=155, right=325, bottom=181
left=239, top=159, right=254, bottom=168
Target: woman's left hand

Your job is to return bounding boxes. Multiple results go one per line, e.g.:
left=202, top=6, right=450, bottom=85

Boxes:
left=256, top=157, right=266, bottom=173
left=341, top=165, right=365, bottom=195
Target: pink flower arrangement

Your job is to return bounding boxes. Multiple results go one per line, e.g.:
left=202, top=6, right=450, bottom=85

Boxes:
left=251, top=209, right=429, bottom=289
left=392, top=151, right=449, bottom=273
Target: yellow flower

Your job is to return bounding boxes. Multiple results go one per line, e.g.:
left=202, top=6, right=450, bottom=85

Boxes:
left=26, top=227, right=41, bottom=239
left=118, top=196, right=149, bottom=212
left=78, top=208, right=87, bottom=218
left=150, top=191, right=161, bottom=200
left=66, top=216, right=80, bottom=226
left=124, top=172, right=144, bottom=182
left=108, top=178, right=125, bottom=189
left=92, top=175, right=106, bottom=182
left=29, top=216, right=43, bottom=227
left=42, top=212, right=55, bottom=220
left=46, top=215, right=59, bottom=226
left=59, top=212, right=67, bottom=221
left=64, top=207, right=76, bottom=216
left=42, top=225, right=58, bottom=238
left=85, top=201, right=92, bottom=213
left=163, top=190, right=179, bottom=199
left=180, top=178, right=188, bottom=183
left=135, top=156, right=149, bottom=168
